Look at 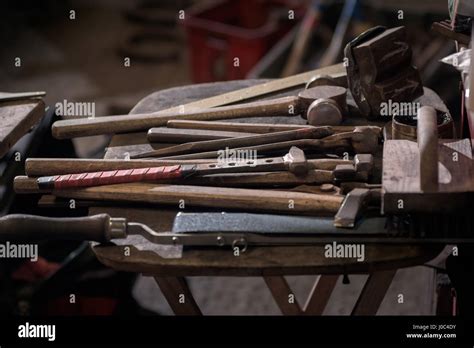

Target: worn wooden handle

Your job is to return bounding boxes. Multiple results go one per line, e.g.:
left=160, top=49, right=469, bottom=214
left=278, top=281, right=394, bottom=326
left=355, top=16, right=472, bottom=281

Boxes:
left=15, top=181, right=343, bottom=216
left=0, top=214, right=120, bottom=243
left=133, top=126, right=333, bottom=159
left=417, top=106, right=438, bottom=192
left=51, top=96, right=299, bottom=139
left=37, top=165, right=192, bottom=189
left=167, top=120, right=314, bottom=133
left=147, top=127, right=255, bottom=143
left=75, top=184, right=344, bottom=215
left=166, top=120, right=377, bottom=135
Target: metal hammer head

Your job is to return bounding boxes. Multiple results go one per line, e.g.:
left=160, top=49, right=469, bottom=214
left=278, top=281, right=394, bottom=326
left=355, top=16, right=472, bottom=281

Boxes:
left=354, top=154, right=374, bottom=173
left=283, top=146, right=308, bottom=176
left=351, top=127, right=380, bottom=154
left=333, top=154, right=373, bottom=182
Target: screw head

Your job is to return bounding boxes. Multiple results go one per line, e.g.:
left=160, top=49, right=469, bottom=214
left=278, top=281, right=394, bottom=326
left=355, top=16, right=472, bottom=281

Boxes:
left=216, top=235, right=225, bottom=246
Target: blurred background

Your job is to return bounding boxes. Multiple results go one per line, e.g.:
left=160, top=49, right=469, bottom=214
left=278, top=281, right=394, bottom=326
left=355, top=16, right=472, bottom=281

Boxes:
left=0, top=0, right=460, bottom=155
left=0, top=0, right=461, bottom=315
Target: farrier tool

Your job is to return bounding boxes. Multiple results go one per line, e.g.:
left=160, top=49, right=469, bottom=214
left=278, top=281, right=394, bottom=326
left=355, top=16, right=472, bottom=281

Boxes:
left=1, top=212, right=473, bottom=258
left=344, top=26, right=424, bottom=119
left=132, top=126, right=333, bottom=158
left=50, top=85, right=346, bottom=139
left=140, top=127, right=380, bottom=160
left=34, top=148, right=373, bottom=190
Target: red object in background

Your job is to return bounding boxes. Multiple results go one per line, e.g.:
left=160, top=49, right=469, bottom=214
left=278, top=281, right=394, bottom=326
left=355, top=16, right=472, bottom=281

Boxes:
left=183, top=0, right=302, bottom=82
left=12, top=257, right=60, bottom=282
left=44, top=297, right=118, bottom=316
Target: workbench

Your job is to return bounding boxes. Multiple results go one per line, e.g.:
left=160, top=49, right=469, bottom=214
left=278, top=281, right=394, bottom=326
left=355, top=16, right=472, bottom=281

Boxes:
left=90, top=81, right=443, bottom=315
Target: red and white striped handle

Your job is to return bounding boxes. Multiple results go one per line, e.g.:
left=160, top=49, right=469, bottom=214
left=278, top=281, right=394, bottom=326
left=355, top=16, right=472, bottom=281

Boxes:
left=37, top=165, right=196, bottom=190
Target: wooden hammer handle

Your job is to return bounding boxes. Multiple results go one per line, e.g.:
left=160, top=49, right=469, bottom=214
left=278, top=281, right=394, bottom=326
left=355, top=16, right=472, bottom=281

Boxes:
left=133, top=127, right=333, bottom=159
left=67, top=184, right=344, bottom=215
left=147, top=128, right=255, bottom=143
left=51, top=96, right=299, bottom=139
left=14, top=181, right=343, bottom=216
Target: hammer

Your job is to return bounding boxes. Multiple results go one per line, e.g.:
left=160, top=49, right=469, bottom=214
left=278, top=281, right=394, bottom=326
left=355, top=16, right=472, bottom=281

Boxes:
left=16, top=148, right=372, bottom=191
left=50, top=86, right=347, bottom=139
left=132, top=126, right=333, bottom=158
left=139, top=127, right=380, bottom=160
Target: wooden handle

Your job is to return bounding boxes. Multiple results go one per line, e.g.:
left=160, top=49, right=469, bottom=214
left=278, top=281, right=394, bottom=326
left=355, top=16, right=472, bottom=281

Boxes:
left=152, top=137, right=352, bottom=160
left=51, top=96, right=300, bottom=139
left=167, top=120, right=313, bottom=133
left=184, top=170, right=335, bottom=187
left=166, top=120, right=376, bottom=135
left=37, top=165, right=192, bottom=189
left=15, top=167, right=337, bottom=192
left=15, top=182, right=343, bottom=216
left=147, top=128, right=255, bottom=143
left=133, top=127, right=333, bottom=159
left=25, top=158, right=214, bottom=176
left=0, top=214, right=123, bottom=243
left=417, top=106, right=438, bottom=192
left=60, top=184, right=344, bottom=216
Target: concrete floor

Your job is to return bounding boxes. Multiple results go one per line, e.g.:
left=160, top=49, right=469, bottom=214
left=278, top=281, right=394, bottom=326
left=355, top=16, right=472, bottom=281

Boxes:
left=1, top=0, right=447, bottom=315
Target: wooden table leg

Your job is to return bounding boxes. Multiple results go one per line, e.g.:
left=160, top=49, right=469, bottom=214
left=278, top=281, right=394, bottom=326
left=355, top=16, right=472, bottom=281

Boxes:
left=303, top=275, right=339, bottom=315
left=351, top=269, right=397, bottom=315
left=265, top=275, right=339, bottom=315
left=154, top=276, right=202, bottom=315
left=264, top=276, right=303, bottom=315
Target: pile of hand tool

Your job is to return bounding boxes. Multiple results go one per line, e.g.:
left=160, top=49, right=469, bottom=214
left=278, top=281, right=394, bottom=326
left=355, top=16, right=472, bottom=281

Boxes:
left=3, top=25, right=474, bottom=251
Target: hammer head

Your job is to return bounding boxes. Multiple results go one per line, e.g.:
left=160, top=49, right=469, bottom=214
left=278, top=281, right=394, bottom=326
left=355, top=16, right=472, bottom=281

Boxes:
left=283, top=146, right=308, bottom=176
left=351, top=127, right=380, bottom=154
left=354, top=154, right=374, bottom=173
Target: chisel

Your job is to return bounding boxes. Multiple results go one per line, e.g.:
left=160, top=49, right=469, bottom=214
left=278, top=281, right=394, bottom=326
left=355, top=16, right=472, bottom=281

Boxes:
left=2, top=213, right=472, bottom=249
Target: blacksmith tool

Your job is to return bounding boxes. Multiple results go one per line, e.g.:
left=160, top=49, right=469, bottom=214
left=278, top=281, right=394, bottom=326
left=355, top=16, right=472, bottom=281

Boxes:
left=2, top=213, right=472, bottom=256
left=141, top=126, right=380, bottom=160
left=49, top=62, right=345, bottom=139
left=344, top=26, right=423, bottom=119
left=51, top=85, right=347, bottom=139
left=33, top=148, right=372, bottom=190
left=334, top=187, right=381, bottom=228
left=15, top=182, right=344, bottom=215
left=169, top=212, right=474, bottom=244
left=24, top=157, right=347, bottom=177
left=166, top=119, right=315, bottom=133
left=165, top=120, right=381, bottom=135
left=147, top=128, right=256, bottom=143
left=24, top=158, right=215, bottom=176
left=53, top=64, right=346, bottom=139
left=0, top=91, right=46, bottom=102
left=133, top=126, right=333, bottom=158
